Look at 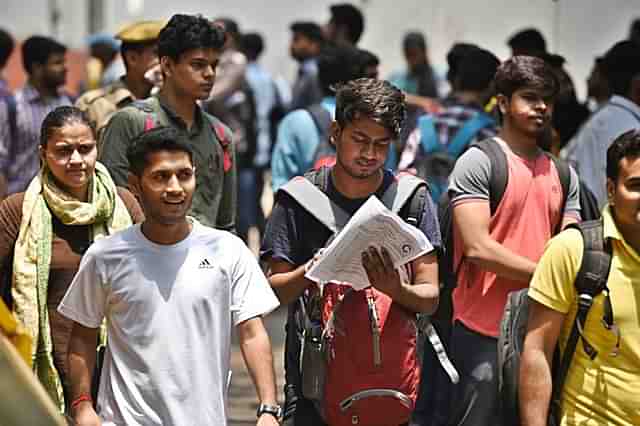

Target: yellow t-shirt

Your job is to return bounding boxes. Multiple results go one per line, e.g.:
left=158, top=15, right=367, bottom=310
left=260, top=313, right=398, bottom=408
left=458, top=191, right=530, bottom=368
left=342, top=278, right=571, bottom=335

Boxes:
left=529, top=207, right=640, bottom=425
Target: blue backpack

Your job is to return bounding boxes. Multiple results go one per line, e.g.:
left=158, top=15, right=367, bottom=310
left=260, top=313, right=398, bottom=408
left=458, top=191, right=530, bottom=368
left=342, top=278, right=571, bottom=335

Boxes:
left=415, top=112, right=494, bottom=202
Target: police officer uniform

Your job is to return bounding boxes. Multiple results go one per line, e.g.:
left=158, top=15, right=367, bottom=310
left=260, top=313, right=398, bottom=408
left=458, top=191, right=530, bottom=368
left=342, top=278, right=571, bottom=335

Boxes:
left=75, top=20, right=164, bottom=146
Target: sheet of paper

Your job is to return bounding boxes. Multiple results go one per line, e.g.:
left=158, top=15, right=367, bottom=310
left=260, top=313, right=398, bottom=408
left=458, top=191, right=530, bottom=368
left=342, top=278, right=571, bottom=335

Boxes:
left=305, top=195, right=433, bottom=290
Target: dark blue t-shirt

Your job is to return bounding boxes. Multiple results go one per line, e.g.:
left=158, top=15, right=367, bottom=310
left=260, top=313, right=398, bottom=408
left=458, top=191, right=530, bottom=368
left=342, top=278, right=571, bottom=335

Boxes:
left=260, top=169, right=442, bottom=267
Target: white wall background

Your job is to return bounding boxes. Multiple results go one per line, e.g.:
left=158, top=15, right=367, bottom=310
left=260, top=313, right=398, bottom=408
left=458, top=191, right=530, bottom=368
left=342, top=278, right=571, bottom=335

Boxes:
left=2, top=0, right=639, bottom=99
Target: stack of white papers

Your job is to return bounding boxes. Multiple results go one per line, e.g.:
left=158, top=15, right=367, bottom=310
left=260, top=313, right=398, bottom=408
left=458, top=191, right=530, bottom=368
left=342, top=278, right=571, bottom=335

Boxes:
left=305, top=196, right=433, bottom=290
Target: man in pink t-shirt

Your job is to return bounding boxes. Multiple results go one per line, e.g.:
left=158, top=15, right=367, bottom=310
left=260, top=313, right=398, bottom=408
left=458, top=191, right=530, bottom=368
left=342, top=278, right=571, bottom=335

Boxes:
left=445, top=56, right=581, bottom=426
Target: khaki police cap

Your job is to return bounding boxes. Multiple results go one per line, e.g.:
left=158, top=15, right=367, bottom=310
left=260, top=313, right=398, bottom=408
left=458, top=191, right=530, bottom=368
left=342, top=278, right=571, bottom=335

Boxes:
left=115, top=20, right=165, bottom=44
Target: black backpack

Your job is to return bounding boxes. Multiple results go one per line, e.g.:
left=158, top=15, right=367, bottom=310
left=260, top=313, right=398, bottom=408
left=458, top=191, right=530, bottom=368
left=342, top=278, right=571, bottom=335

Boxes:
left=205, top=81, right=257, bottom=169
left=497, top=219, right=613, bottom=426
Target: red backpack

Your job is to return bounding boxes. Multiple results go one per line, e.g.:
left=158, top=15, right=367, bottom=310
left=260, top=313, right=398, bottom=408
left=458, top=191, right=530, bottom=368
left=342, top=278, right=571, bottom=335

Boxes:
left=279, top=167, right=458, bottom=426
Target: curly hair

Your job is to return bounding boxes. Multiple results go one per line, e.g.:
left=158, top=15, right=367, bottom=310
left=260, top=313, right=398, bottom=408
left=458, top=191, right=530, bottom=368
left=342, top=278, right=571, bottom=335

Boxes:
left=158, top=14, right=225, bottom=61
left=607, top=129, right=640, bottom=182
left=494, top=55, right=559, bottom=99
left=334, top=78, right=406, bottom=138
left=40, top=106, right=93, bottom=147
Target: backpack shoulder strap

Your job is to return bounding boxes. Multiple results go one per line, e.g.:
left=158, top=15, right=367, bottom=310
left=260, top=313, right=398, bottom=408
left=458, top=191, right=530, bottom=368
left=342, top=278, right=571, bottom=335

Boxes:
left=277, top=172, right=350, bottom=234
left=550, top=219, right=612, bottom=415
left=545, top=152, right=571, bottom=234
left=305, top=103, right=332, bottom=141
left=418, top=115, right=440, bottom=154
left=469, top=138, right=508, bottom=215
left=380, top=173, right=428, bottom=229
left=446, top=112, right=494, bottom=158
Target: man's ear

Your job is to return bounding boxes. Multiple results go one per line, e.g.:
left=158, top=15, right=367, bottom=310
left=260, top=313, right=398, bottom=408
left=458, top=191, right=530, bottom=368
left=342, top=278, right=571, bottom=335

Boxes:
left=496, top=94, right=509, bottom=116
left=329, top=121, right=340, bottom=147
left=160, top=56, right=173, bottom=78
left=127, top=173, right=142, bottom=199
left=606, top=178, right=616, bottom=206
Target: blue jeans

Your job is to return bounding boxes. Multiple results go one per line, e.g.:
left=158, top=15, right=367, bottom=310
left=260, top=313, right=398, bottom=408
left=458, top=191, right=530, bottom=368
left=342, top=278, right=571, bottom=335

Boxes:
left=237, top=167, right=265, bottom=242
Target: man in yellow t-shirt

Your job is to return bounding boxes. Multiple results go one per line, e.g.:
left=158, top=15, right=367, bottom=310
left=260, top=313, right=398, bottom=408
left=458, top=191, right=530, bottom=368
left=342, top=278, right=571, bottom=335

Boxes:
left=520, top=129, right=640, bottom=425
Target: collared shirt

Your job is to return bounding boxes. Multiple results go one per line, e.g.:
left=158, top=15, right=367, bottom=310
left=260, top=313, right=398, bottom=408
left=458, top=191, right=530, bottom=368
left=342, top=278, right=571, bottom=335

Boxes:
left=0, top=79, right=9, bottom=95
left=528, top=205, right=640, bottom=425
left=246, top=62, right=278, bottom=168
left=0, top=83, right=72, bottom=195
left=398, top=101, right=497, bottom=170
left=99, top=95, right=237, bottom=231
left=563, top=95, right=640, bottom=207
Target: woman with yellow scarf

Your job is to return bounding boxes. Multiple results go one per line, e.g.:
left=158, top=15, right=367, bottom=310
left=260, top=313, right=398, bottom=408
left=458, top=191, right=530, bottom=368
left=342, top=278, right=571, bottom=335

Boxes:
left=0, top=106, right=143, bottom=412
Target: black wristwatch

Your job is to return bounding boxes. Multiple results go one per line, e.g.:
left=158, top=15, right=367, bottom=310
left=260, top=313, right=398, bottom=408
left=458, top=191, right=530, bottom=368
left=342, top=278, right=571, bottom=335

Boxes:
left=256, top=403, right=282, bottom=419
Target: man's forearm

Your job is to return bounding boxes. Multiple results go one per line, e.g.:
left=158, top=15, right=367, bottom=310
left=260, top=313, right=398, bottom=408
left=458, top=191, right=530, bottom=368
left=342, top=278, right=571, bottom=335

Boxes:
left=393, top=282, right=439, bottom=314
left=238, top=318, right=278, bottom=405
left=68, top=323, right=99, bottom=401
left=465, top=237, right=537, bottom=282
left=519, top=347, right=553, bottom=426
left=267, top=263, right=313, bottom=305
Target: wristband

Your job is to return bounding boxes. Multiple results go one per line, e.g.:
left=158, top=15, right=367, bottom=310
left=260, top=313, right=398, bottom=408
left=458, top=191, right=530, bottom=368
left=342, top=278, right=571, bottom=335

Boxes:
left=71, top=394, right=92, bottom=410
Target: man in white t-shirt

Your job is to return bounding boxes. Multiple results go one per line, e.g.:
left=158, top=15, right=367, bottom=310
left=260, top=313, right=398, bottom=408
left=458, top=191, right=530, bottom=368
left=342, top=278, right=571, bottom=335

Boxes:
left=59, top=126, right=281, bottom=426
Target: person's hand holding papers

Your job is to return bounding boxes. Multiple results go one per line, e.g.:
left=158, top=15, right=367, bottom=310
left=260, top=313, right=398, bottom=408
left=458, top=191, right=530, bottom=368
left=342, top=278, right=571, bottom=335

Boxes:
left=305, top=196, right=433, bottom=290
left=362, top=246, right=403, bottom=298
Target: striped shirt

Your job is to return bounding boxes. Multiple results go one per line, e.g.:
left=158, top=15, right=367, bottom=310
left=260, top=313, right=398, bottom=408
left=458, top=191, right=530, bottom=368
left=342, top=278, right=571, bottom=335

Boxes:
left=0, top=83, right=72, bottom=195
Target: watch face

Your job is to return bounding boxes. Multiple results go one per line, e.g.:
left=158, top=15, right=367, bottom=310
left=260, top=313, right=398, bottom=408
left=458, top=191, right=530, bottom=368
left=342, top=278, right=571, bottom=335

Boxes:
left=257, top=403, right=282, bottom=419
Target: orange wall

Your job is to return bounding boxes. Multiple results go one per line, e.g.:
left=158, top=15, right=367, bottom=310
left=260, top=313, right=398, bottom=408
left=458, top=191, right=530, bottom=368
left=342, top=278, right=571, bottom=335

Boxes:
left=4, top=42, right=89, bottom=97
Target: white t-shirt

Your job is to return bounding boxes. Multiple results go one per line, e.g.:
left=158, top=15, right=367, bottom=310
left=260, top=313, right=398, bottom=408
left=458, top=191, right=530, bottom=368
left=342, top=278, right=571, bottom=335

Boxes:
left=58, top=221, right=280, bottom=426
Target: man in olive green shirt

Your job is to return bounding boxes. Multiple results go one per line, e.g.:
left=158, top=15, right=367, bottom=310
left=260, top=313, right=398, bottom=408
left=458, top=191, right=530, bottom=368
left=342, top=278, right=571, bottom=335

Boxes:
left=100, top=14, right=236, bottom=231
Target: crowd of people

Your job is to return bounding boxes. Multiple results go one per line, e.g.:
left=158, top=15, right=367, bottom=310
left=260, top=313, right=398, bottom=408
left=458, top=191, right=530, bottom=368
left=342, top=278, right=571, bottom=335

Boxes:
left=0, top=3, right=639, bottom=426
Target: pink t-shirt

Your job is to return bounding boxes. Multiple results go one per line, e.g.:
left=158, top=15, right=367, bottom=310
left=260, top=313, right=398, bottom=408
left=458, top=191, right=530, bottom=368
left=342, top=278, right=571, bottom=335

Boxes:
left=448, top=138, right=580, bottom=337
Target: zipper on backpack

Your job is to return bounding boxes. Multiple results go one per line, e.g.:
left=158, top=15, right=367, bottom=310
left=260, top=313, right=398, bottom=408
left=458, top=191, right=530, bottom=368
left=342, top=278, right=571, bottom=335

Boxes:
left=367, top=293, right=382, bottom=367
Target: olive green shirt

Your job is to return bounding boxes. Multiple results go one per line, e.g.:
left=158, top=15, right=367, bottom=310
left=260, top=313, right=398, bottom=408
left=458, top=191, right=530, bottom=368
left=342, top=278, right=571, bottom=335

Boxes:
left=99, top=95, right=237, bottom=231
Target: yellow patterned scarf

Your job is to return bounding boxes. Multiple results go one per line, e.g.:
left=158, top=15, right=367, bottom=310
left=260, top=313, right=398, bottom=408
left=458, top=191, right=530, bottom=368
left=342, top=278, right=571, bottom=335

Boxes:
left=11, top=161, right=132, bottom=411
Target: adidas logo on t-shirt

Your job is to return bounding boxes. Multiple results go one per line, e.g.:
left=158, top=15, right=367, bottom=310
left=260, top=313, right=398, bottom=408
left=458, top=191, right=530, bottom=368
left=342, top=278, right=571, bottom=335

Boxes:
left=199, top=258, right=214, bottom=269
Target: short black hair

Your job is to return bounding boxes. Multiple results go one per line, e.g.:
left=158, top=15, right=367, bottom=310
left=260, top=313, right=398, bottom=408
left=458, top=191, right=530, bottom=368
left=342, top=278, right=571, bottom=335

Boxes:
left=317, top=44, right=366, bottom=96
left=127, top=126, right=194, bottom=176
left=0, top=28, right=14, bottom=69
left=40, top=106, right=93, bottom=147
left=241, top=32, right=264, bottom=62
left=158, top=14, right=225, bottom=62
left=494, top=55, right=559, bottom=99
left=290, top=21, right=324, bottom=43
left=120, top=40, right=156, bottom=71
left=334, top=78, right=406, bottom=138
left=600, top=40, right=640, bottom=97
left=330, top=3, right=364, bottom=44
left=507, top=28, right=547, bottom=54
left=457, top=48, right=500, bottom=92
left=607, top=129, right=640, bottom=182
left=403, top=31, right=426, bottom=52
left=446, top=42, right=480, bottom=85
left=22, top=36, right=66, bottom=74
